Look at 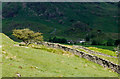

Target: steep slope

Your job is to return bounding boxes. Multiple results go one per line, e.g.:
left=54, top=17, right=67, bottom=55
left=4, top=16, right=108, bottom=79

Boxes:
left=2, top=2, right=118, bottom=41
left=1, top=33, right=118, bottom=77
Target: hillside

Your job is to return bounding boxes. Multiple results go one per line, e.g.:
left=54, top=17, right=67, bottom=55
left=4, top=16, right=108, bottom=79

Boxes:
left=0, top=33, right=2, bottom=78
left=2, top=2, right=118, bottom=41
left=1, top=33, right=118, bottom=77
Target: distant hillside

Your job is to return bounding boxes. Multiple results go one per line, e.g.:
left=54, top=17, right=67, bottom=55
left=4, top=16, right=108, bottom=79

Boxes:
left=2, top=2, right=118, bottom=41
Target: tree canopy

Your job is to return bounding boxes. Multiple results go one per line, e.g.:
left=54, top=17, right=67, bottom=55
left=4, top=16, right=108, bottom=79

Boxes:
left=13, top=28, right=43, bottom=45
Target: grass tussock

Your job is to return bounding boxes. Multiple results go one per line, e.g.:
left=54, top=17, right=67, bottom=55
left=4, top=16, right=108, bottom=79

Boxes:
left=28, top=44, right=73, bottom=57
left=87, top=47, right=117, bottom=57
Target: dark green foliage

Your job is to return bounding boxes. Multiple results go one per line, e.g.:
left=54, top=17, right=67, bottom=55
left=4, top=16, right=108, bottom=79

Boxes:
left=87, top=38, right=116, bottom=46
left=49, top=37, right=67, bottom=44
left=3, top=3, right=22, bottom=18
left=85, top=36, right=90, bottom=41
left=13, top=28, right=43, bottom=45
left=91, top=38, right=107, bottom=46
left=107, top=39, right=115, bottom=46
left=114, top=39, right=120, bottom=46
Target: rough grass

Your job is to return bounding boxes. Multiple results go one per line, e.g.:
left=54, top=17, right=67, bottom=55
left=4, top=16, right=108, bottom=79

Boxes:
left=28, top=44, right=73, bottom=56
left=80, top=44, right=116, bottom=51
left=87, top=47, right=117, bottom=57
left=77, top=48, right=118, bottom=64
left=1, top=33, right=118, bottom=77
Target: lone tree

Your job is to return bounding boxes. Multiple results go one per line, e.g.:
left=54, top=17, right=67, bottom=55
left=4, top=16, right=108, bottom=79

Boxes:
left=13, top=28, right=43, bottom=45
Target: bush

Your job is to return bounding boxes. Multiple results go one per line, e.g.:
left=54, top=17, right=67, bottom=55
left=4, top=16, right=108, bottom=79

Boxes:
left=107, top=39, right=115, bottom=46
left=114, top=39, right=120, bottom=46
left=91, top=40, right=98, bottom=45
left=49, top=37, right=67, bottom=44
left=91, top=39, right=107, bottom=45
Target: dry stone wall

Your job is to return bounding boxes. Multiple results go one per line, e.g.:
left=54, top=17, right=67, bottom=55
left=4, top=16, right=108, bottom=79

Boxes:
left=40, top=42, right=120, bottom=74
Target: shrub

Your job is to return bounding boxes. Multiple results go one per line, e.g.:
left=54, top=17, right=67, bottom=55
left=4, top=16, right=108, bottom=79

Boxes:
left=49, top=37, right=67, bottom=44
left=107, top=39, right=115, bottom=46
left=114, top=39, right=120, bottom=46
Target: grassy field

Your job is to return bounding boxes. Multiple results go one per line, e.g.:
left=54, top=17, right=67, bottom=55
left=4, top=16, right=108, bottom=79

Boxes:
left=87, top=47, right=117, bottom=57
left=75, top=44, right=117, bottom=51
left=1, top=33, right=118, bottom=77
